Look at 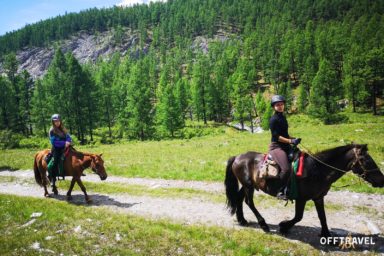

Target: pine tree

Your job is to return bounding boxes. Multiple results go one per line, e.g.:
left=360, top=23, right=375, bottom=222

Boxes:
left=308, top=59, right=343, bottom=123
left=31, top=79, right=49, bottom=135
left=0, top=77, right=15, bottom=130
left=175, top=78, right=190, bottom=121
left=229, top=68, right=253, bottom=130
left=365, top=47, right=384, bottom=115
left=343, top=46, right=369, bottom=112
left=261, top=104, right=273, bottom=131
left=3, top=53, right=22, bottom=133
left=125, top=59, right=154, bottom=140
left=18, top=70, right=34, bottom=135
left=191, top=54, right=210, bottom=124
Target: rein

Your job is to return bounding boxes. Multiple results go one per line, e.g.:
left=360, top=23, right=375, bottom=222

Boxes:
left=298, top=144, right=350, bottom=174
left=298, top=144, right=378, bottom=188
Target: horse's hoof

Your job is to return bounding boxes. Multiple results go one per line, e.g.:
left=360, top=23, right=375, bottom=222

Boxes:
left=259, top=221, right=270, bottom=232
left=67, top=195, right=72, bottom=201
left=44, top=194, right=51, bottom=198
left=238, top=219, right=248, bottom=226
left=319, top=231, right=332, bottom=238
left=279, top=221, right=291, bottom=234
left=86, top=198, right=92, bottom=204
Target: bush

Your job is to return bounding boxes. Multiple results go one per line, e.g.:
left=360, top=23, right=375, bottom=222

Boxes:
left=0, top=130, right=24, bottom=149
left=19, top=137, right=50, bottom=149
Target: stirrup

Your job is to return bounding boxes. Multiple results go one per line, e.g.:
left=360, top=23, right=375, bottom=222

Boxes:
left=276, top=192, right=289, bottom=201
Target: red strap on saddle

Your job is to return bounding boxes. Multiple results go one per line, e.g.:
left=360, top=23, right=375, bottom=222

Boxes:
left=297, top=152, right=305, bottom=177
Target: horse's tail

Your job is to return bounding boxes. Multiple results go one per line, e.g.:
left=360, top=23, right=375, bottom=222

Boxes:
left=34, top=154, right=43, bottom=187
left=225, top=156, right=238, bottom=215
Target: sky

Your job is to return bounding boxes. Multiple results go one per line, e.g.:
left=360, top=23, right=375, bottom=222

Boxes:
left=0, top=0, right=165, bottom=36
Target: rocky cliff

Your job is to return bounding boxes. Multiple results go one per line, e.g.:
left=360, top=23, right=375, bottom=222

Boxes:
left=1, top=27, right=232, bottom=79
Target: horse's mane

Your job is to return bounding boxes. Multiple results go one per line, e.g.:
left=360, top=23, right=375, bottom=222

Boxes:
left=69, top=146, right=94, bottom=158
left=314, top=144, right=355, bottom=159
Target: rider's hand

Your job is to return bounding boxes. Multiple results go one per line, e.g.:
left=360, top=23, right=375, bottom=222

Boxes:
left=291, top=138, right=301, bottom=146
left=65, top=141, right=71, bottom=148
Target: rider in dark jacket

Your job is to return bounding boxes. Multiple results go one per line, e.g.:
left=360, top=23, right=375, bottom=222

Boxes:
left=269, top=95, right=301, bottom=200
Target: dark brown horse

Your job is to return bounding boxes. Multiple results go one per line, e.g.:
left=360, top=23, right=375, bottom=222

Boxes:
left=225, top=144, right=384, bottom=236
left=34, top=147, right=107, bottom=203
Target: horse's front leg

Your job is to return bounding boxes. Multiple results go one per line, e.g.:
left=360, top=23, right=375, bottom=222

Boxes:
left=66, top=177, right=76, bottom=201
left=76, top=178, right=91, bottom=204
left=313, top=197, right=331, bottom=237
left=279, top=199, right=306, bottom=234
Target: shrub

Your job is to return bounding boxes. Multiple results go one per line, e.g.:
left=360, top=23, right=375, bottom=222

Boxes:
left=0, top=130, right=23, bottom=149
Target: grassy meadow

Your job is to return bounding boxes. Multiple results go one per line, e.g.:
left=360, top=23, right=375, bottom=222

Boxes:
left=0, top=113, right=383, bottom=194
left=0, top=194, right=318, bottom=255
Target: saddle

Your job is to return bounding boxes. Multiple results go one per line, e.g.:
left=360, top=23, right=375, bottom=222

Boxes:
left=254, top=147, right=305, bottom=200
left=45, top=148, right=70, bottom=180
left=257, top=146, right=303, bottom=180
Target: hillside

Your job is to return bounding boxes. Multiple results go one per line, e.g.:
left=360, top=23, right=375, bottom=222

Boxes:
left=0, top=0, right=383, bottom=146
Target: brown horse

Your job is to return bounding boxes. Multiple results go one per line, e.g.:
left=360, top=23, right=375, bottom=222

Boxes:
left=225, top=144, right=384, bottom=236
left=34, top=146, right=107, bottom=203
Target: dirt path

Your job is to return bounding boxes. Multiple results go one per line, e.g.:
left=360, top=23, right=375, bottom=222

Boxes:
left=1, top=170, right=383, bottom=254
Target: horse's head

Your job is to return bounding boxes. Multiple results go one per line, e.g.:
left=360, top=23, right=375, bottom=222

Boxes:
left=90, top=154, right=107, bottom=180
left=349, top=144, right=384, bottom=188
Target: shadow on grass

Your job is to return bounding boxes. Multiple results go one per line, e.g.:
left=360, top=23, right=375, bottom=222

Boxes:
left=246, top=222, right=384, bottom=253
left=50, top=193, right=140, bottom=208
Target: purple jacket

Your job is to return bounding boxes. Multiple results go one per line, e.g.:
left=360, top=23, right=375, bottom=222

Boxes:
left=49, top=127, right=72, bottom=149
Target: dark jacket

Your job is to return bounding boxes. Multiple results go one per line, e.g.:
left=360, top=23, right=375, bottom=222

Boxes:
left=269, top=112, right=290, bottom=152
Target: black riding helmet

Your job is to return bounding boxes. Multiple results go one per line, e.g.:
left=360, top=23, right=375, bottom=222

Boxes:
left=271, top=95, right=286, bottom=107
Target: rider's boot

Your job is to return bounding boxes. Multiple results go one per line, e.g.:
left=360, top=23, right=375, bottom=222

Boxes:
left=276, top=170, right=290, bottom=200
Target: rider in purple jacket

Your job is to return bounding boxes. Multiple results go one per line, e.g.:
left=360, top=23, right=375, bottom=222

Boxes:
left=49, top=114, right=71, bottom=177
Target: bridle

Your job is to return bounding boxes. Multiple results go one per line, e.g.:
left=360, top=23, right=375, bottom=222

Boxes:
left=90, top=157, right=102, bottom=175
left=350, top=147, right=380, bottom=179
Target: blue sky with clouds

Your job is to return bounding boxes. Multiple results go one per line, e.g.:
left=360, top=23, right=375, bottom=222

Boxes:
left=0, top=0, right=164, bottom=36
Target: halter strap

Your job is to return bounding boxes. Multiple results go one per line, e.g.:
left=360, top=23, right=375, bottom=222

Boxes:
left=351, top=147, right=381, bottom=177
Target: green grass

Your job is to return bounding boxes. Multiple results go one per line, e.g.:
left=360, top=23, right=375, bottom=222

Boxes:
left=0, top=113, right=383, bottom=194
left=0, top=194, right=318, bottom=255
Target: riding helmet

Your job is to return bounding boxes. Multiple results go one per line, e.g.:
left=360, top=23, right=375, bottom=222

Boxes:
left=51, top=114, right=61, bottom=121
left=271, top=95, right=286, bottom=107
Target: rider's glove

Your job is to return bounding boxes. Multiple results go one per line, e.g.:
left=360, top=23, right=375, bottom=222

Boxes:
left=291, top=138, right=301, bottom=146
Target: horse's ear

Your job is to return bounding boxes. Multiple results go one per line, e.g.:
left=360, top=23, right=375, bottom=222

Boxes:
left=99, top=153, right=103, bottom=157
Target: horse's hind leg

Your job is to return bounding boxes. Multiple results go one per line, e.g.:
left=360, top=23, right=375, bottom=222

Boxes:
left=279, top=199, right=306, bottom=234
left=244, top=186, right=270, bottom=232
left=51, top=177, right=58, bottom=195
left=42, top=174, right=50, bottom=197
left=235, top=187, right=248, bottom=226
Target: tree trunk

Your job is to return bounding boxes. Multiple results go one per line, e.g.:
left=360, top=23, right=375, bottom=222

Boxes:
left=372, top=82, right=377, bottom=115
